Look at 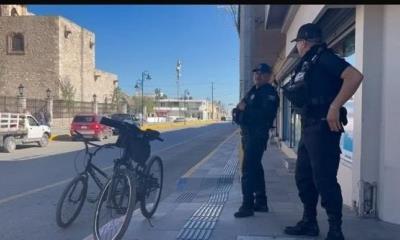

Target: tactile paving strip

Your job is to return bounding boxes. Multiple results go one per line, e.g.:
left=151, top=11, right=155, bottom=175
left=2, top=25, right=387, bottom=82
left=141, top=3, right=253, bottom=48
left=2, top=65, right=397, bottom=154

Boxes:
left=177, top=141, right=239, bottom=240
left=176, top=192, right=198, bottom=203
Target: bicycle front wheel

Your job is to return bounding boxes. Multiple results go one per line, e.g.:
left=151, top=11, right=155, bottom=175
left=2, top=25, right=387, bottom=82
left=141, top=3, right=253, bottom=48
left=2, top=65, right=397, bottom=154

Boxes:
left=93, top=169, right=137, bottom=240
left=140, top=156, right=163, bottom=218
left=56, top=174, right=88, bottom=228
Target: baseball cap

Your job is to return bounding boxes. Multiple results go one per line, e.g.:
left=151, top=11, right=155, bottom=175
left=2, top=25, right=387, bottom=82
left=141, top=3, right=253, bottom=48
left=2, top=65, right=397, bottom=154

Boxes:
left=252, top=63, right=272, bottom=74
left=291, top=23, right=322, bottom=43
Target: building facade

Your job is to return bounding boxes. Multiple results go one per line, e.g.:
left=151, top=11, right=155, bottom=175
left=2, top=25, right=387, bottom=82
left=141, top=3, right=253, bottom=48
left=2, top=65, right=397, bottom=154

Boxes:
left=154, top=98, right=225, bottom=120
left=239, top=4, right=400, bottom=225
left=0, top=5, right=117, bottom=103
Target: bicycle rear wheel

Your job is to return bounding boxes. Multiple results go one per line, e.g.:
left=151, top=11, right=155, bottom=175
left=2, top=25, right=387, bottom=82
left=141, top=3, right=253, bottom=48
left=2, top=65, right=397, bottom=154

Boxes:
left=140, top=156, right=163, bottom=218
left=56, top=174, right=88, bottom=228
left=93, top=169, right=137, bottom=240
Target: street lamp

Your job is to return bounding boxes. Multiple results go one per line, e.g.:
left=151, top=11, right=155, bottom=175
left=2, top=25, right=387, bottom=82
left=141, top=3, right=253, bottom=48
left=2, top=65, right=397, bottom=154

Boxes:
left=184, top=89, right=190, bottom=114
left=138, top=71, right=151, bottom=126
left=18, top=84, right=24, bottom=97
left=176, top=60, right=182, bottom=118
left=46, top=88, right=51, bottom=99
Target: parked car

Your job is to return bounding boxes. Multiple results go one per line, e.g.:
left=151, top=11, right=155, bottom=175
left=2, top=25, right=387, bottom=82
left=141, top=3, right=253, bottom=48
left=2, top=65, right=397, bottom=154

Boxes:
left=70, top=113, right=112, bottom=141
left=173, top=117, right=185, bottom=123
left=110, top=113, right=140, bottom=135
left=0, top=112, right=51, bottom=153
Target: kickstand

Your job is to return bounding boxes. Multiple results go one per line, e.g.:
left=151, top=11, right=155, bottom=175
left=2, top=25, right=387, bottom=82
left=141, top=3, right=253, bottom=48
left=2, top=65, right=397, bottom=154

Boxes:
left=146, top=217, right=154, bottom=228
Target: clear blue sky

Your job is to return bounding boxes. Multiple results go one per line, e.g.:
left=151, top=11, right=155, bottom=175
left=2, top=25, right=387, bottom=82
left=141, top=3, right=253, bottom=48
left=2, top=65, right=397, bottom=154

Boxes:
left=29, top=5, right=239, bottom=106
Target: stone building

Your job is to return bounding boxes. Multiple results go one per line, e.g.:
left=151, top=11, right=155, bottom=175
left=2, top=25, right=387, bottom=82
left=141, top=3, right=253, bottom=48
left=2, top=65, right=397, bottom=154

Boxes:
left=0, top=5, right=117, bottom=103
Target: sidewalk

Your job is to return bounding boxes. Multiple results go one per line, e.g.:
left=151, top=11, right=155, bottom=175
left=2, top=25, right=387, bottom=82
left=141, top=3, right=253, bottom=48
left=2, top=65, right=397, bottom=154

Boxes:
left=123, top=132, right=400, bottom=240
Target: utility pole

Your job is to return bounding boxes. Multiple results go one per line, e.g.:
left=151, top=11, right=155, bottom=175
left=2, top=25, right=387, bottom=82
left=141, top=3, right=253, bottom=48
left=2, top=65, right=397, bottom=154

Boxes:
left=211, top=81, right=214, bottom=120
left=176, top=60, right=182, bottom=119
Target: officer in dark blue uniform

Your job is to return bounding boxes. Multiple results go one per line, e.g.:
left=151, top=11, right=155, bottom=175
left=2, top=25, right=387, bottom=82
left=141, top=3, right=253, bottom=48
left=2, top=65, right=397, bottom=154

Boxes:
left=233, top=63, right=279, bottom=218
left=283, top=23, right=363, bottom=240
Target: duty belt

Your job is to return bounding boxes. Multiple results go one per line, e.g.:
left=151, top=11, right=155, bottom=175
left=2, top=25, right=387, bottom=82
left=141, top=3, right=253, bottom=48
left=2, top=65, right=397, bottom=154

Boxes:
left=309, top=97, right=332, bottom=106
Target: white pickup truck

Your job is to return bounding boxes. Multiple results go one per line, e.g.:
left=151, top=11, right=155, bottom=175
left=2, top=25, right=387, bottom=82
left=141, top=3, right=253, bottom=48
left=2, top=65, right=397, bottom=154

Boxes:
left=0, top=112, right=51, bottom=153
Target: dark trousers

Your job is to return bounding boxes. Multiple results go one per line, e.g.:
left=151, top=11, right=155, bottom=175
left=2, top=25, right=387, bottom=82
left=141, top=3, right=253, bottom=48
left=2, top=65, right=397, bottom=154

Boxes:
left=295, top=119, right=343, bottom=226
left=240, top=133, right=268, bottom=208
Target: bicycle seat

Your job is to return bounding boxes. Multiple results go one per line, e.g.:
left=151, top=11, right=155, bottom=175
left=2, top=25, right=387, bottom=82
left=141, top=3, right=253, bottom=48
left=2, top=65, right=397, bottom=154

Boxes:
left=144, top=129, right=161, bottom=141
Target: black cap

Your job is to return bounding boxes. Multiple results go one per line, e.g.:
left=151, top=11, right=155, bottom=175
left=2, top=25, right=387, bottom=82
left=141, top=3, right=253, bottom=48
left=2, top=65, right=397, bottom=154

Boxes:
left=291, top=23, right=322, bottom=43
left=252, top=63, right=272, bottom=74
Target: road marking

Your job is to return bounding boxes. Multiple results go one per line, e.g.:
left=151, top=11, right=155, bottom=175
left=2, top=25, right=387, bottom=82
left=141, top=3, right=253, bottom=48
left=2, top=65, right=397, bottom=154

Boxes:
left=0, top=178, right=73, bottom=205
left=182, top=129, right=239, bottom=178
left=0, top=127, right=223, bottom=206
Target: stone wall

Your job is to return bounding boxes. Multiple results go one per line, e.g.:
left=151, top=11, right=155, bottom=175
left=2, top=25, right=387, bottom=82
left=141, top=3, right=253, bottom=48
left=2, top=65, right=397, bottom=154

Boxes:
left=0, top=6, right=118, bottom=105
left=58, top=17, right=95, bottom=102
left=0, top=16, right=60, bottom=99
left=0, top=5, right=29, bottom=16
left=93, top=69, right=118, bottom=103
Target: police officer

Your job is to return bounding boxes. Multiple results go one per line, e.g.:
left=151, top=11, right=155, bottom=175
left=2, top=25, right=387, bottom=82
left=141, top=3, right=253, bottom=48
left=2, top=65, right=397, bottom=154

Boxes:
left=283, top=23, right=363, bottom=240
left=233, top=63, right=279, bottom=218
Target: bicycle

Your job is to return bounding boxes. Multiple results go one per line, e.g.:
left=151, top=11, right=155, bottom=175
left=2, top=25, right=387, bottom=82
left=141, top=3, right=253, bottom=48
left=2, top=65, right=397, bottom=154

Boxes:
left=93, top=117, right=164, bottom=240
left=55, top=131, right=114, bottom=228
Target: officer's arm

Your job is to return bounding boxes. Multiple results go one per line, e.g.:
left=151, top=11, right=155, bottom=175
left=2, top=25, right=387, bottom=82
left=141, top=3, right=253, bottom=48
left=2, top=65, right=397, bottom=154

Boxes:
left=319, top=51, right=364, bottom=131
left=242, top=94, right=279, bottom=126
left=330, top=66, right=364, bottom=109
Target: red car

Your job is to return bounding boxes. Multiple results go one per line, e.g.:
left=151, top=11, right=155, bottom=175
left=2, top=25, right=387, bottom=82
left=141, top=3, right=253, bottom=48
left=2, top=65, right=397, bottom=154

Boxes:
left=70, top=113, right=112, bottom=141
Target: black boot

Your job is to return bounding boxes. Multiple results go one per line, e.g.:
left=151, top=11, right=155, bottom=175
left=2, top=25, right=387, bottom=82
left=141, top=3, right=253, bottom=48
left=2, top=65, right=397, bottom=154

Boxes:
left=234, top=205, right=254, bottom=218
left=254, top=201, right=269, bottom=212
left=254, top=193, right=269, bottom=212
left=326, top=220, right=345, bottom=240
left=326, top=226, right=344, bottom=240
left=284, top=219, right=319, bottom=236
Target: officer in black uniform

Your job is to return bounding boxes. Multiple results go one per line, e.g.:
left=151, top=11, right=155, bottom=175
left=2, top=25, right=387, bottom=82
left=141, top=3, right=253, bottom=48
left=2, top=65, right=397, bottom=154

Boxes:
left=232, top=63, right=279, bottom=218
left=282, top=24, right=363, bottom=240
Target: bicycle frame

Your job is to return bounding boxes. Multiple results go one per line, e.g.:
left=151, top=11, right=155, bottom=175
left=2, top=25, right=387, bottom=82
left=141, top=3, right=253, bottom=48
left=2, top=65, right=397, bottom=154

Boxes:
left=74, top=131, right=115, bottom=194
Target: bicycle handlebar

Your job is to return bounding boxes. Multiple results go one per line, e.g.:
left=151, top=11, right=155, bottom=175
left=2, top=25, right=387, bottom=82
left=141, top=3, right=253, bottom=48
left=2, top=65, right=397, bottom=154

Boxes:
left=100, top=117, right=163, bottom=142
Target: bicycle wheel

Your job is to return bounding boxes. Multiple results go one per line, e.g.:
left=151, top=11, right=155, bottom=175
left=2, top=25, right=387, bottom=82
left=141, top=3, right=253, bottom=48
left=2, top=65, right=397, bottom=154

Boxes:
left=140, top=156, right=163, bottom=218
left=56, top=174, right=88, bottom=228
left=93, top=169, right=137, bottom=240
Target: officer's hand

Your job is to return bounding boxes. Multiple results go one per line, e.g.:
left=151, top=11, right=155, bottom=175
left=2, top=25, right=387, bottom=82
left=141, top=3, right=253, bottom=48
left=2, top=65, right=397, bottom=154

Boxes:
left=238, top=101, right=246, bottom=111
left=326, top=106, right=343, bottom=132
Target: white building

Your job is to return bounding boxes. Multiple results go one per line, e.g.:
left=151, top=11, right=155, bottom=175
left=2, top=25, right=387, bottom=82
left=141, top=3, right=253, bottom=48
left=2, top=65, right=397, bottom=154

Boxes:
left=154, top=98, right=225, bottom=120
left=239, top=5, right=400, bottom=225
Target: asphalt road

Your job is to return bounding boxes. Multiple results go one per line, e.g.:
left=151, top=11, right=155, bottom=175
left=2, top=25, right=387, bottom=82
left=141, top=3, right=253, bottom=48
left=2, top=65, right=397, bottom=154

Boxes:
left=0, top=122, right=237, bottom=240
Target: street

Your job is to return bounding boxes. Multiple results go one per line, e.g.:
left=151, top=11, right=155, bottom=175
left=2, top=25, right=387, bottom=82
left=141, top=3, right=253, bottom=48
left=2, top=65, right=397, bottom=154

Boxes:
left=0, top=123, right=237, bottom=240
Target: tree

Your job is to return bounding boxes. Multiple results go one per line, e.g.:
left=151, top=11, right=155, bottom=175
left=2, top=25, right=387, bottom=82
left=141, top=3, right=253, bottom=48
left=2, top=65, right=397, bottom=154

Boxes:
left=131, top=95, right=155, bottom=115
left=59, top=77, right=76, bottom=113
left=112, top=87, right=123, bottom=104
left=154, top=88, right=162, bottom=100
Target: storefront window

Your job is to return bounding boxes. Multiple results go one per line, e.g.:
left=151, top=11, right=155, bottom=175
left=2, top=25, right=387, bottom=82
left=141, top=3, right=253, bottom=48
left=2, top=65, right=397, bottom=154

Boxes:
left=332, top=30, right=355, bottom=161
left=282, top=76, right=302, bottom=150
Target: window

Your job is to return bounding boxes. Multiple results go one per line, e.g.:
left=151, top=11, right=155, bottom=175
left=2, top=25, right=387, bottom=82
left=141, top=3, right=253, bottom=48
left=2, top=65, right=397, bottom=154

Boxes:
left=11, top=8, right=18, bottom=16
left=7, top=33, right=25, bottom=55
left=332, top=30, right=355, bottom=161
left=27, top=117, right=39, bottom=126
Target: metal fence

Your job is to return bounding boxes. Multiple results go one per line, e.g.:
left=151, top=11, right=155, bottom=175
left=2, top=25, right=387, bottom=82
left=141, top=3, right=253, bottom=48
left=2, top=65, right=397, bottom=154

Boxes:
left=1, top=96, right=126, bottom=120
left=26, top=98, right=47, bottom=116
left=53, top=100, right=93, bottom=119
left=98, top=102, right=118, bottom=116
left=0, top=96, right=19, bottom=113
